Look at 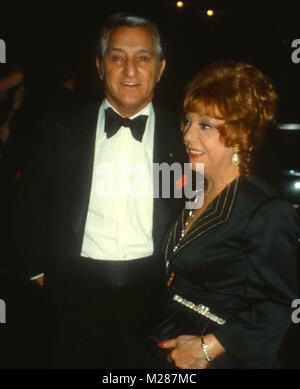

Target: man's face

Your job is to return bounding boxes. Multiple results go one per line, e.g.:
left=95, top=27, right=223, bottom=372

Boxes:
left=96, top=26, right=166, bottom=117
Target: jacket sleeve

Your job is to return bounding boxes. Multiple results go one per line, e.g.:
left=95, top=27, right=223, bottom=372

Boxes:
left=213, top=198, right=299, bottom=368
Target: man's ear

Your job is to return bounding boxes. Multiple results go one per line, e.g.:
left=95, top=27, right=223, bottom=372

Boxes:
left=96, top=57, right=104, bottom=80
left=156, top=59, right=166, bottom=83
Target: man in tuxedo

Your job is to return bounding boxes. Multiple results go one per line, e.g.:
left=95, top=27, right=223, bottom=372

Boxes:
left=14, top=13, right=184, bottom=368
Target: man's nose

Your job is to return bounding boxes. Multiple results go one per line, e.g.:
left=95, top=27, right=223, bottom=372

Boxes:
left=123, top=58, right=137, bottom=78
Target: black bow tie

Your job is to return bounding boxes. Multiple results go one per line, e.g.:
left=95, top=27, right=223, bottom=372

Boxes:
left=104, top=107, right=148, bottom=142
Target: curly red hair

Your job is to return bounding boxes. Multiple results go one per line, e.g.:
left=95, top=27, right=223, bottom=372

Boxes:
left=183, top=60, right=278, bottom=175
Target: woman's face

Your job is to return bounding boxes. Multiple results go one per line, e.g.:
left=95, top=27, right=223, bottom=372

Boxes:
left=183, top=111, right=234, bottom=178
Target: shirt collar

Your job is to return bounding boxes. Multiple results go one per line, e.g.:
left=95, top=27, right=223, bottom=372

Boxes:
left=99, top=98, right=154, bottom=146
left=102, top=98, right=153, bottom=119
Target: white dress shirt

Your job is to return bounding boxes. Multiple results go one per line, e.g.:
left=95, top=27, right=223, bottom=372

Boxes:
left=80, top=99, right=155, bottom=260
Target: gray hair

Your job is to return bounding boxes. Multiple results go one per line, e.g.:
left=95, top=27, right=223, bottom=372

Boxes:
left=97, top=13, right=165, bottom=63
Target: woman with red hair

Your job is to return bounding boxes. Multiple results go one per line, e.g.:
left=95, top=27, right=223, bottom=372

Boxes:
left=149, top=60, right=299, bottom=369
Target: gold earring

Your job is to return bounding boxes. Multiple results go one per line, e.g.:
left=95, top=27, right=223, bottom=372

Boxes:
left=232, top=145, right=240, bottom=165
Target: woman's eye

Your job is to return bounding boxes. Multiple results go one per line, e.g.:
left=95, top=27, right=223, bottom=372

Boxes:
left=199, top=122, right=212, bottom=130
left=184, top=116, right=191, bottom=125
left=183, top=118, right=191, bottom=127
left=139, top=56, right=149, bottom=62
left=112, top=56, right=121, bottom=62
left=182, top=119, right=191, bottom=132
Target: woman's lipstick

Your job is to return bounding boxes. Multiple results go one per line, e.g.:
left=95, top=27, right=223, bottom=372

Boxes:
left=187, top=148, right=204, bottom=159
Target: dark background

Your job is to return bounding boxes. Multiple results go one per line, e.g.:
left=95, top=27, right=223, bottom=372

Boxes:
left=0, top=0, right=299, bottom=369
left=1, top=0, right=300, bottom=119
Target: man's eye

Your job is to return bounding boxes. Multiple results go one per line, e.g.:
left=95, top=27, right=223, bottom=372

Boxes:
left=139, top=56, right=149, bottom=62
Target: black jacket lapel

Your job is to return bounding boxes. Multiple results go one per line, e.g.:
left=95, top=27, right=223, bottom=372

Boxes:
left=61, top=102, right=100, bottom=252
left=152, top=105, right=185, bottom=257
left=165, top=177, right=239, bottom=261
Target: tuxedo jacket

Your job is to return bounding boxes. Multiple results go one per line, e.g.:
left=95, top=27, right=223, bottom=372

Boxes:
left=164, top=175, right=299, bottom=368
left=13, top=101, right=185, bottom=280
